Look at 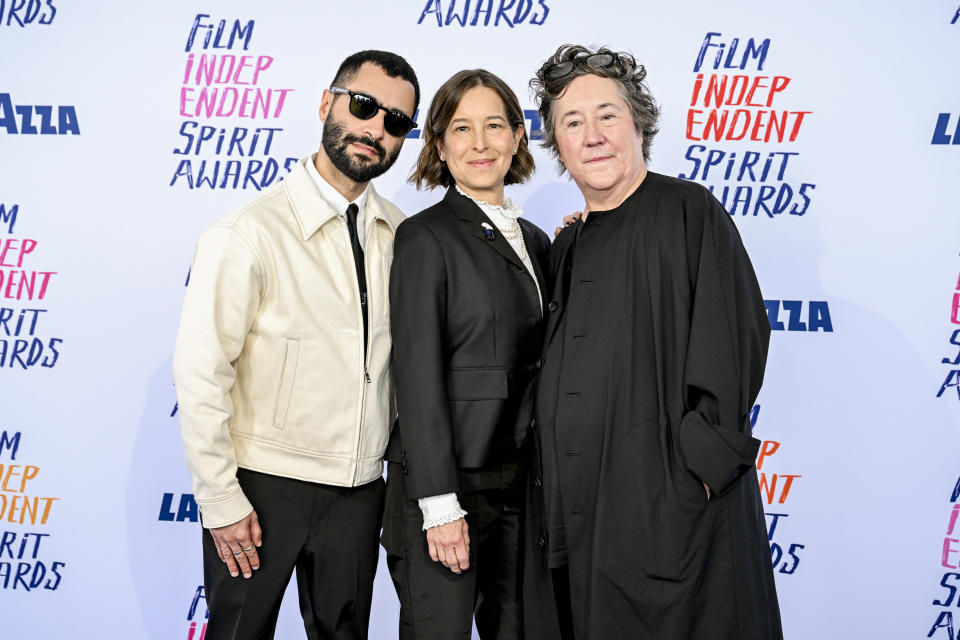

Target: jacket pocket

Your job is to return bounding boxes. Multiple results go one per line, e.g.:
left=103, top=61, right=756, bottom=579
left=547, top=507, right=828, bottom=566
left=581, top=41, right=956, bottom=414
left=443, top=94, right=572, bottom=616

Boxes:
left=446, top=367, right=508, bottom=400
left=272, top=338, right=300, bottom=429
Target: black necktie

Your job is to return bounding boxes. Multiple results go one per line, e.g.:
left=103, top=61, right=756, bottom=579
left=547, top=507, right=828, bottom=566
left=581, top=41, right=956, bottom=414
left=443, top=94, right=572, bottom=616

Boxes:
left=345, top=203, right=369, bottom=363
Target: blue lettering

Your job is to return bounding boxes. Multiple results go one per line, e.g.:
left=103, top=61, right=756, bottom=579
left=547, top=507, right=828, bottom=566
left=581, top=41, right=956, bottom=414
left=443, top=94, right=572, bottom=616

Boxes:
left=523, top=109, right=542, bottom=140
left=933, top=573, right=960, bottom=607
left=44, top=561, right=63, bottom=590
left=176, top=494, right=199, bottom=522
left=188, top=585, right=209, bottom=620
left=185, top=14, right=253, bottom=52
left=494, top=0, right=515, bottom=27
left=57, top=106, right=79, bottom=135
left=0, top=431, right=20, bottom=460
left=35, top=105, right=55, bottom=134
left=789, top=183, right=815, bottom=216
left=405, top=110, right=421, bottom=139
left=14, top=105, right=35, bottom=134
left=447, top=0, right=470, bottom=26
left=782, top=300, right=807, bottom=331
left=1, top=0, right=55, bottom=27
left=807, top=300, right=833, bottom=332
left=158, top=493, right=199, bottom=522
left=764, top=512, right=786, bottom=540
left=694, top=32, right=769, bottom=71
left=928, top=610, right=955, bottom=639
left=470, top=0, right=493, bottom=26
left=748, top=404, right=760, bottom=430
left=694, top=32, right=723, bottom=72
left=764, top=300, right=783, bottom=331
left=943, top=329, right=960, bottom=365
left=741, top=38, right=769, bottom=71
left=937, top=370, right=960, bottom=399
left=529, top=0, right=548, bottom=24
left=0, top=95, right=79, bottom=135
left=513, top=0, right=532, bottom=22
left=0, top=203, right=18, bottom=233
left=418, top=0, right=442, bottom=25
left=933, top=113, right=954, bottom=144
left=158, top=493, right=176, bottom=521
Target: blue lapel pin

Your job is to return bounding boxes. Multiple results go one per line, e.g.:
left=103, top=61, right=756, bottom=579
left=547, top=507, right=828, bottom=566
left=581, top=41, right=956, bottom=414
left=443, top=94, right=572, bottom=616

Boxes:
left=481, top=222, right=495, bottom=240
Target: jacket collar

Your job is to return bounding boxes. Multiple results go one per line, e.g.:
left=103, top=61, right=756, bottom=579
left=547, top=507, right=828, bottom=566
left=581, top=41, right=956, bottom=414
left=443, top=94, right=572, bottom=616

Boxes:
left=443, top=187, right=525, bottom=270
left=285, top=156, right=398, bottom=241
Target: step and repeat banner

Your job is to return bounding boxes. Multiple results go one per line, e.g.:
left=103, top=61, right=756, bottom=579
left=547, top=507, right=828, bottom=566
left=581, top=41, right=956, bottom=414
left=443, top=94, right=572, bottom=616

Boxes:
left=3, top=1, right=960, bottom=638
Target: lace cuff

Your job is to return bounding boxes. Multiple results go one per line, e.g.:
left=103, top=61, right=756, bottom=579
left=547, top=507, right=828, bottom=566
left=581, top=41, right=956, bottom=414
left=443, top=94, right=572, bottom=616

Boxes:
left=418, top=493, right=468, bottom=530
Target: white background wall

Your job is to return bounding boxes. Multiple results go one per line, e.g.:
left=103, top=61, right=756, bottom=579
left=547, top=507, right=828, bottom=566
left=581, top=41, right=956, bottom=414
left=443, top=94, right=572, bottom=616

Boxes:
left=3, top=1, right=960, bottom=637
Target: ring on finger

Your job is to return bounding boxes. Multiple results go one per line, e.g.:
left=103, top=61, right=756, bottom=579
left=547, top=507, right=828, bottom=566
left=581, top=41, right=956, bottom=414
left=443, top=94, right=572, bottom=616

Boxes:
left=242, top=544, right=255, bottom=552
left=232, top=549, right=244, bottom=556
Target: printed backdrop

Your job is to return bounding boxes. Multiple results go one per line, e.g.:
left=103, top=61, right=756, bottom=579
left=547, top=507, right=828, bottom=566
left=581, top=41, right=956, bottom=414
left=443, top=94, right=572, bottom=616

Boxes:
left=3, top=1, right=960, bottom=638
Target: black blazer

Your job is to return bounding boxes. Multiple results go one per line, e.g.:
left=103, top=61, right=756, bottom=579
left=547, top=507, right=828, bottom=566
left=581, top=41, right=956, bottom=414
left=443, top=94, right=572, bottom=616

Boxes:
left=386, top=187, right=550, bottom=499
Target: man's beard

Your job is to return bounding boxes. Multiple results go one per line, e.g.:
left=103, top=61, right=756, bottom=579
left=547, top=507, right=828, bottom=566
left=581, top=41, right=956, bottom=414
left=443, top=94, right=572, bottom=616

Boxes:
left=322, top=117, right=402, bottom=183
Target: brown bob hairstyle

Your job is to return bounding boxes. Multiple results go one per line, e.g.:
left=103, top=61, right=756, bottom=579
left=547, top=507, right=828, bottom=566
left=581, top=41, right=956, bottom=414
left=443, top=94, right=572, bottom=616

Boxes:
left=409, top=69, right=535, bottom=189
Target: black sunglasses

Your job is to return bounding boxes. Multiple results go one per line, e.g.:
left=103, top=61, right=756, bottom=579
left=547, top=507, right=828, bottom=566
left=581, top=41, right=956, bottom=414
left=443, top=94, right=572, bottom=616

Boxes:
left=329, top=87, right=418, bottom=137
left=545, top=52, right=634, bottom=79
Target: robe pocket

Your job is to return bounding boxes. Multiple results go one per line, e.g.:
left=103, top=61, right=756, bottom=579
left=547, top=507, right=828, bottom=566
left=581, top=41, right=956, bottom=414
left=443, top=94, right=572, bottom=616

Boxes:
left=596, top=418, right=710, bottom=583
left=271, top=338, right=300, bottom=429
left=445, top=367, right=508, bottom=400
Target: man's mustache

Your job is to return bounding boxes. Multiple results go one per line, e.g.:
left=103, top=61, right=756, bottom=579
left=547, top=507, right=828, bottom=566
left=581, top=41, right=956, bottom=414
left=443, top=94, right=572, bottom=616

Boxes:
left=342, top=134, right=386, bottom=161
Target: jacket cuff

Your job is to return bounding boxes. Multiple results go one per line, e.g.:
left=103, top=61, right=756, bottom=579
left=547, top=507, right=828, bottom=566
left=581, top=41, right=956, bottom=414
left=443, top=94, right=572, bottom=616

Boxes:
left=678, top=411, right=760, bottom=496
left=196, top=485, right=254, bottom=529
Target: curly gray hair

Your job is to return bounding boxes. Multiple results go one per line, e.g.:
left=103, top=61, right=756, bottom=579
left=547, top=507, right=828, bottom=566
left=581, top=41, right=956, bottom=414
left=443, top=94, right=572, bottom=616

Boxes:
left=530, top=44, right=660, bottom=172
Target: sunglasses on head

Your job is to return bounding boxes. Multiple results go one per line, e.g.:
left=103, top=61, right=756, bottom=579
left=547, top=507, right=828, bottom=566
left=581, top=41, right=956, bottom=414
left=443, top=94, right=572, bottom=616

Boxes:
left=329, top=87, right=418, bottom=138
left=545, top=52, right=634, bottom=79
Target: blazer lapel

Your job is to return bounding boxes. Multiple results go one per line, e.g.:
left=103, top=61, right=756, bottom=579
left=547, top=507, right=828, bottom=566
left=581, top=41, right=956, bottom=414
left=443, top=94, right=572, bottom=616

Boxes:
left=444, top=188, right=526, bottom=271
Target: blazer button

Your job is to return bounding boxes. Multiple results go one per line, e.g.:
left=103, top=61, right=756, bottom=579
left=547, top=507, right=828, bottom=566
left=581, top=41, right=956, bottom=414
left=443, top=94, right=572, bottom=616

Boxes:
left=535, top=358, right=542, bottom=369
left=529, top=418, right=536, bottom=430
left=548, top=301, right=559, bottom=312
left=537, top=535, right=547, bottom=549
left=534, top=475, right=542, bottom=488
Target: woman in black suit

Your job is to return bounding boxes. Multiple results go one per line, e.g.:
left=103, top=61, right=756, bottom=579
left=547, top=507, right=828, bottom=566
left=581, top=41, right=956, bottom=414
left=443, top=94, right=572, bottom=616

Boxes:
left=382, top=69, right=549, bottom=639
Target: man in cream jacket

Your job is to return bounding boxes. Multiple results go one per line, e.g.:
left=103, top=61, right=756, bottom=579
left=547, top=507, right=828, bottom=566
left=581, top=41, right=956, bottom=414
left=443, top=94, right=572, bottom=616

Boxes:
left=173, top=50, right=418, bottom=639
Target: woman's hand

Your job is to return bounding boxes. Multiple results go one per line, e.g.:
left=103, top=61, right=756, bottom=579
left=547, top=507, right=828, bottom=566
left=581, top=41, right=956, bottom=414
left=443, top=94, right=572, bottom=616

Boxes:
left=425, top=517, right=471, bottom=573
left=554, top=211, right=583, bottom=237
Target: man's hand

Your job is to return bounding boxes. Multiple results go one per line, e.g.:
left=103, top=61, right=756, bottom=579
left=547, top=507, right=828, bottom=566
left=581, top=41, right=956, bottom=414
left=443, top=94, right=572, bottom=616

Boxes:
left=210, top=510, right=262, bottom=578
left=554, top=211, right=583, bottom=237
left=425, top=517, right=470, bottom=574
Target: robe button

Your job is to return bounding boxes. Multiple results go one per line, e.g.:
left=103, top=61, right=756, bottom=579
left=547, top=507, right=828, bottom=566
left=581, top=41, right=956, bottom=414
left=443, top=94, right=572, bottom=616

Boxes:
left=537, top=535, right=547, bottom=549
left=534, top=476, right=542, bottom=488
left=548, top=301, right=559, bottom=312
left=535, top=358, right=542, bottom=369
left=529, top=418, right=536, bottom=430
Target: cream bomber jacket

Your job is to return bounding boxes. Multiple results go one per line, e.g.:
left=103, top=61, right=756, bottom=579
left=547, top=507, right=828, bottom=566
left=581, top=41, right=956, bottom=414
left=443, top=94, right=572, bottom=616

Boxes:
left=173, top=156, right=405, bottom=528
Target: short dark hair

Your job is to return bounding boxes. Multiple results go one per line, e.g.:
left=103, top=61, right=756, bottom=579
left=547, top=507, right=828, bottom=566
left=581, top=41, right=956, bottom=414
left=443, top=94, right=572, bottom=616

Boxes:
left=531, top=44, right=660, bottom=171
left=409, top=69, right=534, bottom=190
left=331, top=50, right=420, bottom=114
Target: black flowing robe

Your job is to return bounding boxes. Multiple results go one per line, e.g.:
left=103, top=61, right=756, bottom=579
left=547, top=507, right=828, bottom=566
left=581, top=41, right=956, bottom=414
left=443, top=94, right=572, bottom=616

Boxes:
left=522, top=172, right=783, bottom=640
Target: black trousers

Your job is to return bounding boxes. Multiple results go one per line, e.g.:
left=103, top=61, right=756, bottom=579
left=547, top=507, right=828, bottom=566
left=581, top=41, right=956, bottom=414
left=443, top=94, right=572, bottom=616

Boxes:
left=382, top=462, right=523, bottom=640
left=201, top=468, right=385, bottom=640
